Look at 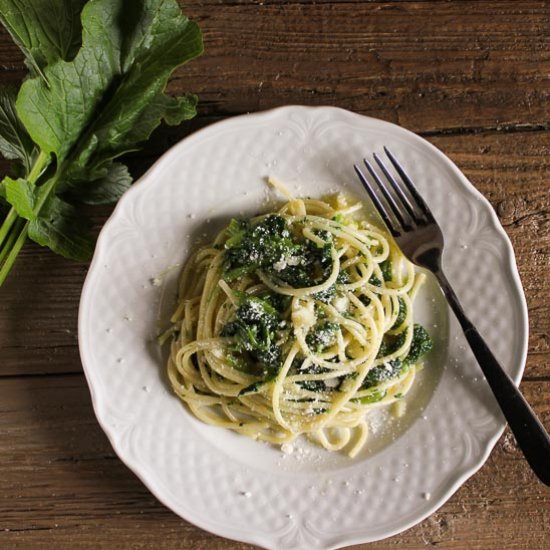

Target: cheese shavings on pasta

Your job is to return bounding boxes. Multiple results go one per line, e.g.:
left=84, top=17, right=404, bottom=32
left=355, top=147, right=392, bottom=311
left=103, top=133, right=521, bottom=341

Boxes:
left=166, top=182, right=432, bottom=457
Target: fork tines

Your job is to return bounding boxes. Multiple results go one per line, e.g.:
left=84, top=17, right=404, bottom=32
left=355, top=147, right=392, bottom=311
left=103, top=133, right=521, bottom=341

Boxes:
left=354, top=147, right=434, bottom=237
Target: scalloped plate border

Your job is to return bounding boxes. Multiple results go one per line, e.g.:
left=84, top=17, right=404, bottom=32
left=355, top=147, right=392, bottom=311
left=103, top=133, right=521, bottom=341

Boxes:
left=79, top=106, right=528, bottom=549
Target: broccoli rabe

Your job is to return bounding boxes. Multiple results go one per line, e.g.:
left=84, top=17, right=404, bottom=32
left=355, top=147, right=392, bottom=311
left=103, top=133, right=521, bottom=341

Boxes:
left=359, top=294, right=371, bottom=307
left=274, top=230, right=333, bottom=289
left=224, top=215, right=302, bottom=281
left=352, top=389, right=387, bottom=404
left=312, top=285, right=336, bottom=303
left=225, top=218, right=251, bottom=248
left=221, top=294, right=283, bottom=378
left=406, top=324, right=433, bottom=363
left=313, top=270, right=350, bottom=303
left=380, top=258, right=392, bottom=282
left=295, top=363, right=335, bottom=392
left=263, top=292, right=291, bottom=313
left=391, top=297, right=407, bottom=329
left=361, top=358, right=406, bottom=389
left=224, top=217, right=340, bottom=297
left=369, top=273, right=382, bottom=287
left=306, top=321, right=339, bottom=352
left=361, top=323, right=433, bottom=389
left=377, top=329, right=408, bottom=359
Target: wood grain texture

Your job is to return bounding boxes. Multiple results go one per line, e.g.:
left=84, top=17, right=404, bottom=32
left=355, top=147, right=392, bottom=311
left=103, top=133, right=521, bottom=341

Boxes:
left=0, top=0, right=549, bottom=548
left=1, top=2, right=550, bottom=133
left=173, top=0, right=550, bottom=132
left=0, top=375, right=548, bottom=549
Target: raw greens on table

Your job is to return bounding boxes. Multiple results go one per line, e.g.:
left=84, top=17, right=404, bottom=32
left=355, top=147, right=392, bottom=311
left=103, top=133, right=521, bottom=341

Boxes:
left=0, top=0, right=203, bottom=285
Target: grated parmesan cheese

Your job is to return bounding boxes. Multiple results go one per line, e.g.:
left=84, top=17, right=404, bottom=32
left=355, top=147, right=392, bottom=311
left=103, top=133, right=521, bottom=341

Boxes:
left=292, top=300, right=316, bottom=328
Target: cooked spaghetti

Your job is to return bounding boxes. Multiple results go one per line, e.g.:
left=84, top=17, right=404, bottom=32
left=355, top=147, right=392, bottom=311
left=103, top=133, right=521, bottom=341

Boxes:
left=165, top=179, right=432, bottom=457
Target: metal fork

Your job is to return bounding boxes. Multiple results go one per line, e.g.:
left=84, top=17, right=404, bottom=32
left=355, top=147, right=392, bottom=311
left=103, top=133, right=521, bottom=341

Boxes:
left=354, top=147, right=550, bottom=486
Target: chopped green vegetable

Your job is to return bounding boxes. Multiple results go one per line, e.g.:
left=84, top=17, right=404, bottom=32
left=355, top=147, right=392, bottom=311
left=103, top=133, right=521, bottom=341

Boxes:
left=369, top=273, right=382, bottom=287
left=0, top=0, right=203, bottom=285
left=306, top=321, right=339, bottom=353
left=362, top=323, right=433, bottom=389
left=295, top=364, right=335, bottom=393
left=362, top=359, right=406, bottom=389
left=274, top=230, right=333, bottom=289
left=238, top=380, right=264, bottom=396
left=359, top=293, right=371, bottom=307
left=224, top=215, right=302, bottom=280
left=221, top=293, right=283, bottom=379
left=407, top=324, right=433, bottom=363
left=226, top=352, right=249, bottom=373
left=313, top=270, right=351, bottom=303
left=313, top=285, right=335, bottom=303
left=391, top=297, right=407, bottom=329
left=377, top=330, right=408, bottom=359
left=225, top=218, right=250, bottom=248
left=380, top=258, right=392, bottom=282
left=223, top=215, right=339, bottom=294
left=263, top=292, right=291, bottom=313
left=352, top=389, right=387, bottom=404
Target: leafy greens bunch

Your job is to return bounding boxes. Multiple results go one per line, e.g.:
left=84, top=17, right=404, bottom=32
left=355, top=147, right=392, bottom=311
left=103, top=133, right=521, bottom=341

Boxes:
left=0, top=0, right=203, bottom=285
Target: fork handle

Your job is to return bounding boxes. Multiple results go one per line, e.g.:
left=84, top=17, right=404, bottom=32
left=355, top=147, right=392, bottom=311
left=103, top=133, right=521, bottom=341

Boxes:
left=435, top=270, right=550, bottom=486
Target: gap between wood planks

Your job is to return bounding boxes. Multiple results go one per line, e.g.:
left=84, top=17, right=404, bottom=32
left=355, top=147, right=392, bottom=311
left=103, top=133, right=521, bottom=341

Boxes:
left=123, top=115, right=550, bottom=161
left=182, top=0, right=549, bottom=8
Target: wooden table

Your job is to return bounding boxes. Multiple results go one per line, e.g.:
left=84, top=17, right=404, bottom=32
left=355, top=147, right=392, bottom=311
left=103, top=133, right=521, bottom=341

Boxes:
left=1, top=1, right=549, bottom=548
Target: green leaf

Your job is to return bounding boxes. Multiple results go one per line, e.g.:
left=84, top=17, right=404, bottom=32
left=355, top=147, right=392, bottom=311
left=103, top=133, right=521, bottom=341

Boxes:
left=16, top=0, right=203, bottom=164
left=28, top=194, right=94, bottom=261
left=117, top=93, right=198, bottom=152
left=0, top=87, right=36, bottom=172
left=4, top=176, right=38, bottom=219
left=16, top=2, right=125, bottom=160
left=0, top=0, right=86, bottom=78
left=64, top=162, right=132, bottom=205
left=3, top=175, right=93, bottom=260
left=72, top=5, right=202, bottom=165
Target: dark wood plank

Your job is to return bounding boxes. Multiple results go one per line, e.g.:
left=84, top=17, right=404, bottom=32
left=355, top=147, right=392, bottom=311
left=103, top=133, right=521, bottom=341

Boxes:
left=427, top=131, right=550, bottom=380
left=0, top=374, right=547, bottom=549
left=1, top=2, right=549, bottom=133
left=178, top=0, right=550, bottom=132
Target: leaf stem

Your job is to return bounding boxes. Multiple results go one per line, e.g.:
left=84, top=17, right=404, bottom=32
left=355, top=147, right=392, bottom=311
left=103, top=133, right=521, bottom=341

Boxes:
left=0, top=206, right=18, bottom=248
left=0, top=150, right=49, bottom=245
left=0, top=150, right=50, bottom=284
left=0, top=216, right=24, bottom=266
left=28, top=150, right=51, bottom=183
left=0, top=220, right=29, bottom=286
left=33, top=172, right=58, bottom=214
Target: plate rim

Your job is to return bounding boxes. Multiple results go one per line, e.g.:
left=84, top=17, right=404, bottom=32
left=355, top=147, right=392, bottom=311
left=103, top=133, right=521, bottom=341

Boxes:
left=78, top=105, right=529, bottom=549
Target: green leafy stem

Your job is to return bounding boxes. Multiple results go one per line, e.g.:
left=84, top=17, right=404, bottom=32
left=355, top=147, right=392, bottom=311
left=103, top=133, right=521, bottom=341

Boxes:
left=0, top=0, right=203, bottom=286
left=0, top=151, right=51, bottom=283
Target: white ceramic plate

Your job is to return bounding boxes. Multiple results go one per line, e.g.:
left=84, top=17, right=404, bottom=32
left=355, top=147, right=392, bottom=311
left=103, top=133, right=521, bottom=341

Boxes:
left=79, top=106, right=528, bottom=549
